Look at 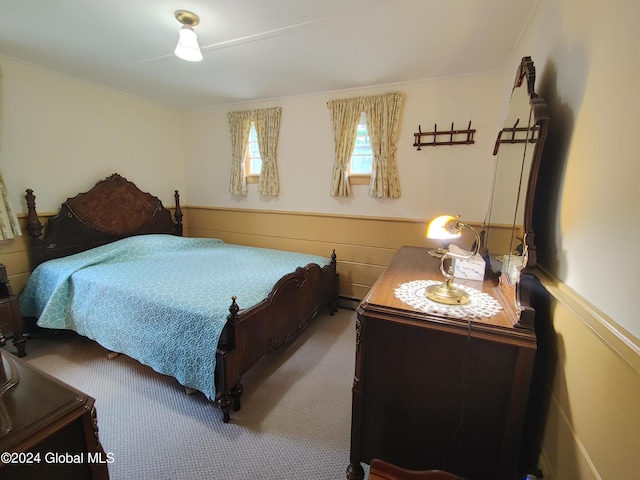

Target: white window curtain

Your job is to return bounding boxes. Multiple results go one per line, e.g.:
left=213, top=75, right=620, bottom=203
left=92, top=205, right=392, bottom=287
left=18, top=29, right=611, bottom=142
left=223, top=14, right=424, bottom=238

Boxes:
left=227, top=110, right=253, bottom=195
left=0, top=65, right=22, bottom=240
left=327, top=92, right=402, bottom=198
left=253, top=107, right=281, bottom=196
left=327, top=97, right=364, bottom=197
left=227, top=107, right=281, bottom=196
left=364, top=92, right=402, bottom=198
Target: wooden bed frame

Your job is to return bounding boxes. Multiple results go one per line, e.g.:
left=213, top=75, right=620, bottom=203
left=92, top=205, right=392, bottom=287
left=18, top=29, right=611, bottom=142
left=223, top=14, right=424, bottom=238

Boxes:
left=23, top=173, right=339, bottom=422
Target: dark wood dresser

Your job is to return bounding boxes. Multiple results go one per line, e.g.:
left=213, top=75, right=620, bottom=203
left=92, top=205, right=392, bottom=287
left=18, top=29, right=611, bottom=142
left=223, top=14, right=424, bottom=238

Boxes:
left=0, top=349, right=110, bottom=480
left=346, top=246, right=537, bottom=480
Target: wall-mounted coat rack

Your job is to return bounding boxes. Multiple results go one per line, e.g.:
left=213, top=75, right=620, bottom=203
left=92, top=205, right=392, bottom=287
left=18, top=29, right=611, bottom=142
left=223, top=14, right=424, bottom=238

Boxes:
left=413, top=121, right=475, bottom=150
left=492, top=118, right=540, bottom=155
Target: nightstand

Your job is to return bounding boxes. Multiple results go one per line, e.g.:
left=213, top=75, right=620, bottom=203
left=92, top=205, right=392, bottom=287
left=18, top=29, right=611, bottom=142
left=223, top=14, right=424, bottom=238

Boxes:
left=0, top=264, right=26, bottom=357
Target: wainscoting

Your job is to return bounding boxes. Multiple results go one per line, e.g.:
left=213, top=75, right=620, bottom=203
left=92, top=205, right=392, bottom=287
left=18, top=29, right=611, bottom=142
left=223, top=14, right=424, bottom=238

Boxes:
left=3, top=207, right=507, bottom=303
left=0, top=230, right=31, bottom=295
left=533, top=270, right=640, bottom=480
left=185, top=206, right=435, bottom=301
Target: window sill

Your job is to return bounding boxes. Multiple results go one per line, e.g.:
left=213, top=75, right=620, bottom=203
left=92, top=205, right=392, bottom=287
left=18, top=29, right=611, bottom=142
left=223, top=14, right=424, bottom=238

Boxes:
left=246, top=175, right=259, bottom=184
left=349, top=175, right=371, bottom=185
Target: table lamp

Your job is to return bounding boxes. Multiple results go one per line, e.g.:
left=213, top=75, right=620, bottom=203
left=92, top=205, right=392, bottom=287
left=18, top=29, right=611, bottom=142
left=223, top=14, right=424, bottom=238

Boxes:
left=425, top=215, right=480, bottom=305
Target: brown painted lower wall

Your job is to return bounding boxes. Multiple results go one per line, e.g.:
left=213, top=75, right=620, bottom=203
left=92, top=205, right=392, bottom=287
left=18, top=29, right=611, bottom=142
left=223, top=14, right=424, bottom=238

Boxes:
left=534, top=269, right=640, bottom=480
left=184, top=206, right=510, bottom=301
left=3, top=206, right=508, bottom=301
left=0, top=229, right=32, bottom=295
left=185, top=206, right=434, bottom=300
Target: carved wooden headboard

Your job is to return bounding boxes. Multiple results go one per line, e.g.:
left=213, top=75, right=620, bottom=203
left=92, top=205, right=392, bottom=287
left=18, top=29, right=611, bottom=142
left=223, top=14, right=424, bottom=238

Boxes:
left=25, top=173, right=183, bottom=269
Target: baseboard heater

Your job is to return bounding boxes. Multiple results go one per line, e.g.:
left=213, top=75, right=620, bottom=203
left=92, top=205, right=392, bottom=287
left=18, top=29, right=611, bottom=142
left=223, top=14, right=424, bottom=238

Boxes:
left=338, top=296, right=361, bottom=310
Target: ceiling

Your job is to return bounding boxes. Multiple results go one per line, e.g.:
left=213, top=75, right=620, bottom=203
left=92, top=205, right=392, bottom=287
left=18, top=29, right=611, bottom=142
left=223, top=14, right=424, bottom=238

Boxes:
left=0, top=0, right=537, bottom=110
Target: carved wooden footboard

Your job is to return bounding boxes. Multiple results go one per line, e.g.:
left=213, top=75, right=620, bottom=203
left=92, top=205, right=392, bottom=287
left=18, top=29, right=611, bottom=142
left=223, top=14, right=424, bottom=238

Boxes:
left=215, top=255, right=338, bottom=422
left=23, top=173, right=339, bottom=423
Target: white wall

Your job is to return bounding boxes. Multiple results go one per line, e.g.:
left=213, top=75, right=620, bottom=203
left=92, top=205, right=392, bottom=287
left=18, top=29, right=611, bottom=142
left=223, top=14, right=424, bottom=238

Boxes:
left=0, top=56, right=185, bottom=214
left=182, top=73, right=503, bottom=223
left=507, top=0, right=640, bottom=340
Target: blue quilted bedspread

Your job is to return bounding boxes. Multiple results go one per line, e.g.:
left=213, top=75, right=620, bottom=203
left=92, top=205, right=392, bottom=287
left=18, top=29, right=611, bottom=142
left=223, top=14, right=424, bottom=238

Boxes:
left=20, top=235, right=331, bottom=399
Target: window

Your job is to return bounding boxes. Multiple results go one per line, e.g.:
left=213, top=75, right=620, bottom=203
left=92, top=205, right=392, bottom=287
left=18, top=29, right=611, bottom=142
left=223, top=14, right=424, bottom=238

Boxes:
left=349, top=112, right=373, bottom=183
left=229, top=107, right=281, bottom=196
left=328, top=92, right=401, bottom=198
left=244, top=122, right=262, bottom=182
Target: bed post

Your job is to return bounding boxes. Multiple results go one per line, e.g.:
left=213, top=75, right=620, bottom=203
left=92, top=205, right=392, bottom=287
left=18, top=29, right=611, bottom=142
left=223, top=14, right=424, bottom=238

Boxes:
left=330, top=249, right=339, bottom=314
left=24, top=189, right=43, bottom=242
left=216, top=296, right=243, bottom=423
left=173, top=190, right=183, bottom=236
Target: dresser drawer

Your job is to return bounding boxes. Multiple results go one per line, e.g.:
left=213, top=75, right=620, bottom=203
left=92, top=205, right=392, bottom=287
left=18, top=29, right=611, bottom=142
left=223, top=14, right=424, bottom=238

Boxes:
left=0, top=296, right=19, bottom=337
left=0, top=295, right=26, bottom=356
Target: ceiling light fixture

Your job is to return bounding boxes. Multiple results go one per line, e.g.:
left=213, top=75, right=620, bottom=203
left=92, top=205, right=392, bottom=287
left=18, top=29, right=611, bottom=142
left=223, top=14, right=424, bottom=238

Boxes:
left=174, top=10, right=203, bottom=62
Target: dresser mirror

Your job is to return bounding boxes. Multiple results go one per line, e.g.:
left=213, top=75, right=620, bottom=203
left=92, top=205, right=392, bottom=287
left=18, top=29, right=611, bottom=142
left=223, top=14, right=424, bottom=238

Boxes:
left=481, top=56, right=549, bottom=327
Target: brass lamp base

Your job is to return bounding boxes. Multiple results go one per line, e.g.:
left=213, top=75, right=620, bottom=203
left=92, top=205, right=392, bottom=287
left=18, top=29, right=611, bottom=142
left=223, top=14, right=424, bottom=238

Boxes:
left=425, top=281, right=470, bottom=305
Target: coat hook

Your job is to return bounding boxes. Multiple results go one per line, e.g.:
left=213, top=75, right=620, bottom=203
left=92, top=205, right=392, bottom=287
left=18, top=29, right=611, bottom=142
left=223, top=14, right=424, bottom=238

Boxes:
left=413, top=120, right=476, bottom=149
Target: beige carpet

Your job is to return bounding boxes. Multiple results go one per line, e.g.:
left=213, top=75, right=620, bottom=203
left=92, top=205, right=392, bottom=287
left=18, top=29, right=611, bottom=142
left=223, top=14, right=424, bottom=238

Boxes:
left=5, top=308, right=364, bottom=480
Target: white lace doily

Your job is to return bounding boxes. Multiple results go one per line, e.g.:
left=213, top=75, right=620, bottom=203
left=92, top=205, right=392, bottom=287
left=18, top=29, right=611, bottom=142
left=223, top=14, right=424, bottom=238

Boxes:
left=394, top=280, right=502, bottom=319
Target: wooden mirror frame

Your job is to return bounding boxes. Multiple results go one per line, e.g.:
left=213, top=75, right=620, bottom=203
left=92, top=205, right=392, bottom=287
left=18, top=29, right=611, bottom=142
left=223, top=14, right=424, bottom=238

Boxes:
left=483, top=56, right=549, bottom=329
